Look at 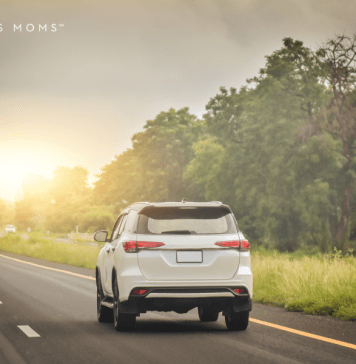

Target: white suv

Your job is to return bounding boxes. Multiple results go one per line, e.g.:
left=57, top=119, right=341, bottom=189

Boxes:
left=5, top=225, right=16, bottom=233
left=94, top=201, right=252, bottom=331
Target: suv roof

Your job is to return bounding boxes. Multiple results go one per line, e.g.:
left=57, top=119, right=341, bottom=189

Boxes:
left=128, top=201, right=231, bottom=213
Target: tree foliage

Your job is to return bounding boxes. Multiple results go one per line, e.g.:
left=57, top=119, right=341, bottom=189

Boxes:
left=93, top=107, right=204, bottom=211
left=314, top=35, right=356, bottom=245
left=187, top=36, right=356, bottom=251
left=0, top=198, right=14, bottom=228
left=79, top=206, right=115, bottom=233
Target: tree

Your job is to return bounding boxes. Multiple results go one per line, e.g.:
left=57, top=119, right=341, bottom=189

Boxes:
left=14, top=199, right=36, bottom=230
left=92, top=147, right=147, bottom=212
left=45, top=166, right=90, bottom=232
left=48, top=166, right=89, bottom=204
left=93, top=108, right=204, bottom=209
left=14, top=173, right=50, bottom=230
left=0, top=198, right=14, bottom=227
left=314, top=34, right=356, bottom=245
left=188, top=38, right=338, bottom=250
left=132, top=108, right=204, bottom=201
left=80, top=206, right=115, bottom=233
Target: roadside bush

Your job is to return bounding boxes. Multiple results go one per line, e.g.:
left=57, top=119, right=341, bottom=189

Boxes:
left=80, top=207, right=115, bottom=233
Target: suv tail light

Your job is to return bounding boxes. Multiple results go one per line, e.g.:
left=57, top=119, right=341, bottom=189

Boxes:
left=123, top=241, right=165, bottom=253
left=215, top=240, right=250, bottom=251
left=240, top=240, right=250, bottom=251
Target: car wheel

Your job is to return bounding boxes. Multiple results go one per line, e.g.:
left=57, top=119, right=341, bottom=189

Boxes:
left=113, top=274, right=136, bottom=331
left=225, top=310, right=249, bottom=331
left=97, top=273, right=113, bottom=323
left=198, top=306, right=219, bottom=322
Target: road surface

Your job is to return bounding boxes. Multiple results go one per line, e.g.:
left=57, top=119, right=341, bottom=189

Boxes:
left=0, top=252, right=355, bottom=364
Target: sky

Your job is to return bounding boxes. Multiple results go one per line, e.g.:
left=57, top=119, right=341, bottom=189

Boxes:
left=0, top=0, right=355, bottom=201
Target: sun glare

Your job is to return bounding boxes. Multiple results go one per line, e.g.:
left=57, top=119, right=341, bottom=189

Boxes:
left=0, top=153, right=55, bottom=201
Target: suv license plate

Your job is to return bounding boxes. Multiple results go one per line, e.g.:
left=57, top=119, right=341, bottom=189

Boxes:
left=176, top=250, right=203, bottom=263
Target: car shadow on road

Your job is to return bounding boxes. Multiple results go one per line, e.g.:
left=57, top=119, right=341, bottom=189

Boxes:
left=133, top=319, right=229, bottom=334
left=33, top=316, right=245, bottom=336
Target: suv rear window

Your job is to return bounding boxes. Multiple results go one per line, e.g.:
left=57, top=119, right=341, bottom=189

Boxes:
left=137, top=207, right=238, bottom=235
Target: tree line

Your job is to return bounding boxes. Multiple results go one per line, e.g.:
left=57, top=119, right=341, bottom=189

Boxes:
left=3, top=34, right=356, bottom=252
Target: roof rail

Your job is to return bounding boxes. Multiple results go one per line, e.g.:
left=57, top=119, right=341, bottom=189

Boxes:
left=209, top=201, right=222, bottom=204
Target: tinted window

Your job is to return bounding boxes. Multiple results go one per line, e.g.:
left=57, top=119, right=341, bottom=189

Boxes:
left=137, top=207, right=238, bottom=235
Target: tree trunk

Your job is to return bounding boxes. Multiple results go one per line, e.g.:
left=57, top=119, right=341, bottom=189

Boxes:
left=333, top=182, right=352, bottom=245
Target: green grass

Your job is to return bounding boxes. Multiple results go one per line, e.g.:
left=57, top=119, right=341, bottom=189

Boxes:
left=0, top=232, right=102, bottom=269
left=1, top=233, right=355, bottom=321
left=252, top=248, right=356, bottom=321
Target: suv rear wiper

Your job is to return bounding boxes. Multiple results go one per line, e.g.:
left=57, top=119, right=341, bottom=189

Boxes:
left=161, top=230, right=195, bottom=235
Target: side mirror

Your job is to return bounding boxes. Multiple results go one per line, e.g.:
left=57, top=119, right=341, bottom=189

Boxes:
left=94, top=230, right=108, bottom=242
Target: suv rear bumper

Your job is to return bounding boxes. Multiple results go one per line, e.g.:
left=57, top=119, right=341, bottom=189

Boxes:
left=119, top=288, right=252, bottom=315
left=117, top=264, right=253, bottom=302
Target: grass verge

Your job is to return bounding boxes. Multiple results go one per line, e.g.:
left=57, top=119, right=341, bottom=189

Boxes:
left=0, top=232, right=102, bottom=269
left=252, top=248, right=356, bottom=321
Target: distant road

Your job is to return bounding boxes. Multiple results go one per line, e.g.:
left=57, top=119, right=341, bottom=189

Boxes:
left=0, top=252, right=355, bottom=364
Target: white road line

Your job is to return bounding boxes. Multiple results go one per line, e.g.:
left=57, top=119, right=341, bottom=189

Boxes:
left=17, top=326, right=40, bottom=338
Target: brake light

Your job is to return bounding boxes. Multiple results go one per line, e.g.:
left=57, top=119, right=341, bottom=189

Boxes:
left=215, top=240, right=250, bottom=251
left=123, top=241, right=165, bottom=253
left=133, top=289, right=147, bottom=295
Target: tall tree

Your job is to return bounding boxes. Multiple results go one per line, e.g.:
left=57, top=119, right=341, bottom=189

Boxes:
left=188, top=38, right=336, bottom=250
left=314, top=34, right=356, bottom=245
left=132, top=108, right=204, bottom=201
left=93, top=108, right=204, bottom=208
left=92, top=148, right=143, bottom=212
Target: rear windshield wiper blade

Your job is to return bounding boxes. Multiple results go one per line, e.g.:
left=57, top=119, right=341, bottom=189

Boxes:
left=161, top=230, right=193, bottom=235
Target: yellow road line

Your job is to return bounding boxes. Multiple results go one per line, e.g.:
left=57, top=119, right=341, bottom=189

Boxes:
left=0, top=253, right=95, bottom=281
left=250, top=318, right=356, bottom=351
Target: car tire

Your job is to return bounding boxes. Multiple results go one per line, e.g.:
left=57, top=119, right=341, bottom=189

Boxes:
left=198, top=306, right=219, bottom=322
left=113, top=274, right=136, bottom=331
left=96, top=273, right=113, bottom=323
left=225, top=310, right=249, bottom=331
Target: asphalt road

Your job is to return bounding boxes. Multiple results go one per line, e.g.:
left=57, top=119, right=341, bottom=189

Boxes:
left=0, top=252, right=355, bottom=364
